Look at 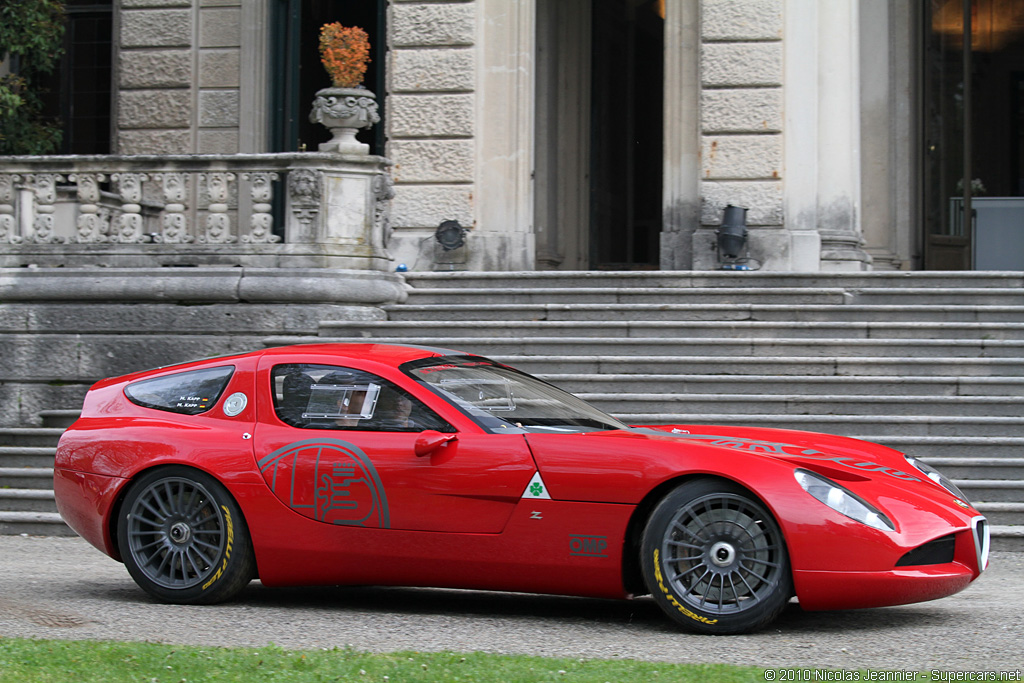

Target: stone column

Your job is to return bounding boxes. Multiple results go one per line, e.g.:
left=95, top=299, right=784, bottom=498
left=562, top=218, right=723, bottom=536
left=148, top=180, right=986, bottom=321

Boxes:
left=471, top=0, right=536, bottom=271
left=784, top=0, right=871, bottom=272
left=386, top=0, right=477, bottom=271
left=660, top=0, right=701, bottom=270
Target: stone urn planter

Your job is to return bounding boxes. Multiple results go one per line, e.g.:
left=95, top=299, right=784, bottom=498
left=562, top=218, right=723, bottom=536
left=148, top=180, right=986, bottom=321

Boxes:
left=310, top=87, right=380, bottom=154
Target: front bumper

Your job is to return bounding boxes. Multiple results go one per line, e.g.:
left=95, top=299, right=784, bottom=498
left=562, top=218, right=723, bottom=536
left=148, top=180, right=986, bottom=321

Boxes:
left=794, top=517, right=988, bottom=611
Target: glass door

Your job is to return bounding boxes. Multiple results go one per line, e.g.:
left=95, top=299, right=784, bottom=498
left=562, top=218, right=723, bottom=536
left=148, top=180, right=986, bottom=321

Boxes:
left=923, top=0, right=1024, bottom=270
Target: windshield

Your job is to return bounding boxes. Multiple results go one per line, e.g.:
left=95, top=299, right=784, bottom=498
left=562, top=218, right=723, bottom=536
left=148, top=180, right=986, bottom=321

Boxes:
left=404, top=356, right=628, bottom=434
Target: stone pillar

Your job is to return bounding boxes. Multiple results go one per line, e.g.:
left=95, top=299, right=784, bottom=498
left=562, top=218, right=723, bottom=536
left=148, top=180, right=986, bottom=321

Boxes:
left=660, top=0, right=701, bottom=270
left=386, top=0, right=477, bottom=271
left=784, top=0, right=870, bottom=272
left=471, top=0, right=536, bottom=271
left=284, top=156, right=394, bottom=271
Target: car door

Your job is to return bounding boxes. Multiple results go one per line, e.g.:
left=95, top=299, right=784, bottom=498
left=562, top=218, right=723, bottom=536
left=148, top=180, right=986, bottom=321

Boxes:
left=252, top=360, right=537, bottom=533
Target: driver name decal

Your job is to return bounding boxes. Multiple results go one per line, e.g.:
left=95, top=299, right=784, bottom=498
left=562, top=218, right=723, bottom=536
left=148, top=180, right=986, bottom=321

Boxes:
left=671, top=434, right=921, bottom=482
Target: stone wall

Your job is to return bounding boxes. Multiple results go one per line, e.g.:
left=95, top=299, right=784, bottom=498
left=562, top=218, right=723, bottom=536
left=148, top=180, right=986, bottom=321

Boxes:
left=118, top=0, right=243, bottom=155
left=386, top=0, right=477, bottom=271
left=692, top=0, right=786, bottom=270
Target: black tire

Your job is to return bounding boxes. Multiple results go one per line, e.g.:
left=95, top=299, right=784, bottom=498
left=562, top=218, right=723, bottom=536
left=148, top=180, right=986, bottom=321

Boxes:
left=116, top=466, right=256, bottom=604
left=640, top=478, right=792, bottom=634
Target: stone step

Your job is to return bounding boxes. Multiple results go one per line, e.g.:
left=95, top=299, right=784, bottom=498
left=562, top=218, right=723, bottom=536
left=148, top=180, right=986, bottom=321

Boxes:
left=974, top=503, right=1024, bottom=526
left=266, top=337, right=1024, bottom=376
left=580, top=392, right=1024, bottom=418
left=920, top=458, right=1024, bottom=480
left=954, top=480, right=1024, bottom=503
left=405, top=286, right=854, bottom=306
left=404, top=271, right=1024, bottom=290
left=0, top=428, right=65, bottom=448
left=0, top=511, right=73, bottom=536
left=385, top=303, right=1024, bottom=324
left=0, top=446, right=57, bottom=468
left=866, top=436, right=1024, bottom=459
left=39, top=410, right=80, bottom=429
left=539, top=374, right=1024, bottom=397
left=0, top=467, right=55, bottom=489
left=402, top=285, right=1024, bottom=307
left=306, top=334, right=1024, bottom=359
left=991, top=526, right=1024, bottom=552
left=0, top=489, right=56, bottom=513
left=617, top=413, right=1024, bottom=437
left=484, top=354, right=1024, bottom=378
left=320, top=319, right=1024, bottom=341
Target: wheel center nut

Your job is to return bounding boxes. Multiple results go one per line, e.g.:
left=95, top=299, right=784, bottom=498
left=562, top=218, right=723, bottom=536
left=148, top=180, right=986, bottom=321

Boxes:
left=169, top=522, right=192, bottom=544
left=710, top=541, right=736, bottom=567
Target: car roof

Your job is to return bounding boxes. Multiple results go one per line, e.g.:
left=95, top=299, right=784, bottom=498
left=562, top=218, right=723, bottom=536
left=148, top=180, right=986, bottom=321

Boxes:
left=260, top=342, right=465, bottom=366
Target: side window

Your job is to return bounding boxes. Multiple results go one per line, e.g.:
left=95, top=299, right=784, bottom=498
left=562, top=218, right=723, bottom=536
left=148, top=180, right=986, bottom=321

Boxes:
left=125, top=366, right=235, bottom=415
left=271, top=364, right=453, bottom=433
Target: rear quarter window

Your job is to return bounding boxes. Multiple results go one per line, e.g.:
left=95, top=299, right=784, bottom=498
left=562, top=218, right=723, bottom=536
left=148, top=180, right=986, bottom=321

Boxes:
left=125, top=366, right=235, bottom=415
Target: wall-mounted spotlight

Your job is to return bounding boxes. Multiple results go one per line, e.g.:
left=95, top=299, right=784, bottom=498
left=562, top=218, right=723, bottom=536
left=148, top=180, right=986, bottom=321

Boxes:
left=716, top=204, right=757, bottom=270
left=434, top=219, right=467, bottom=251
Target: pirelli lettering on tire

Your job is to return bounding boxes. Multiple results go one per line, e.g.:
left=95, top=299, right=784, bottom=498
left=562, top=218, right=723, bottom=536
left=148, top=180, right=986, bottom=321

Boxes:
left=652, top=549, right=719, bottom=625
left=202, top=506, right=234, bottom=591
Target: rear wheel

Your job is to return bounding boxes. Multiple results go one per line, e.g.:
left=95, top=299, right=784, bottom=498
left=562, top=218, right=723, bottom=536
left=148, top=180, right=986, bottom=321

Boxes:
left=116, top=466, right=255, bottom=604
left=641, top=479, right=791, bottom=634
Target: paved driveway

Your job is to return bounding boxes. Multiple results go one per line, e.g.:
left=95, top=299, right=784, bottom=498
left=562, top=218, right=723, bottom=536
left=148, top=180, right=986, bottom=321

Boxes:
left=0, top=536, right=1020, bottom=672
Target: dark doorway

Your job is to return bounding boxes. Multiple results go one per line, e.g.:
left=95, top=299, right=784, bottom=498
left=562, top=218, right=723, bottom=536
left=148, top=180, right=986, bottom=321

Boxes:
left=269, top=0, right=386, bottom=154
left=589, top=0, right=664, bottom=269
left=923, top=0, right=1024, bottom=269
left=38, top=0, right=113, bottom=154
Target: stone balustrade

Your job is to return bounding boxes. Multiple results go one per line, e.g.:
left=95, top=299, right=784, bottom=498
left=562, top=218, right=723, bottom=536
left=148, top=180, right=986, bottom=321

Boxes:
left=0, top=153, right=394, bottom=270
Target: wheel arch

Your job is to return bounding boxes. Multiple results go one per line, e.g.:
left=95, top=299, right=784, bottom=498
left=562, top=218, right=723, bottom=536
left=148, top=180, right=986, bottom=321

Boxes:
left=621, top=472, right=787, bottom=597
left=107, top=462, right=258, bottom=581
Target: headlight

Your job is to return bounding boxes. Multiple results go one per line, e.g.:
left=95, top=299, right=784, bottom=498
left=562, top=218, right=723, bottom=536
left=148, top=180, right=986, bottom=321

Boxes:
left=794, top=469, right=895, bottom=532
left=904, top=455, right=970, bottom=503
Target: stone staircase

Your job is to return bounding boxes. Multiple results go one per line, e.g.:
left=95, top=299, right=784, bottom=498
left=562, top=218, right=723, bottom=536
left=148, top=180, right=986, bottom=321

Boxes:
left=4, top=270, right=1023, bottom=551
left=294, top=270, right=1024, bottom=551
left=0, top=411, right=75, bottom=536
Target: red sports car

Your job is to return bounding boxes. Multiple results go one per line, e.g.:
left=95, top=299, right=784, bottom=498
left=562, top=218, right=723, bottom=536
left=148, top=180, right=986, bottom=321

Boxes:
left=54, top=343, right=990, bottom=634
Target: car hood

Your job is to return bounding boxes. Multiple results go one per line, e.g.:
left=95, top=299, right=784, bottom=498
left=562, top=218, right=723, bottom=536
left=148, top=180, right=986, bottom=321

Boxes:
left=524, top=423, right=963, bottom=509
left=629, top=424, right=925, bottom=485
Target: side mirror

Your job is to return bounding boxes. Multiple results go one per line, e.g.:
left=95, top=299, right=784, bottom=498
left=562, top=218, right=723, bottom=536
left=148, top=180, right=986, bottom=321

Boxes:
left=414, top=430, right=458, bottom=457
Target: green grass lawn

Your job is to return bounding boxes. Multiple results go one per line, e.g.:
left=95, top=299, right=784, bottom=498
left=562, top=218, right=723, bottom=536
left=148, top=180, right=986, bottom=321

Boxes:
left=0, top=637, right=763, bottom=682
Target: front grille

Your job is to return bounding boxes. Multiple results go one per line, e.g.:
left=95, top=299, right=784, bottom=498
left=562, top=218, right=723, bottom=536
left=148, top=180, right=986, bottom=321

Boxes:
left=895, top=534, right=956, bottom=567
left=973, top=517, right=990, bottom=570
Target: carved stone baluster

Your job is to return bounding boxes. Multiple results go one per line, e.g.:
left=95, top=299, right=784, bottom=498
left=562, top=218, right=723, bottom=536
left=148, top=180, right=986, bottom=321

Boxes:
left=287, top=169, right=321, bottom=243
left=241, top=172, right=280, bottom=243
left=155, top=172, right=192, bottom=244
left=110, top=173, right=148, bottom=243
left=28, top=173, right=64, bottom=244
left=0, top=174, right=20, bottom=244
left=198, top=172, right=236, bottom=243
left=68, top=173, right=108, bottom=243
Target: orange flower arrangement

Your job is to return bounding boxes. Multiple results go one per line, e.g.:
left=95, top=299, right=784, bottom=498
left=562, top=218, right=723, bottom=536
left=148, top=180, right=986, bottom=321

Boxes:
left=319, top=23, right=371, bottom=89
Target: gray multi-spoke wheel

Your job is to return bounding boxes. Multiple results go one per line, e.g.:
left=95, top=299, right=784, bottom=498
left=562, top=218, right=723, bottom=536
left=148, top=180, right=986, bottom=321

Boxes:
left=117, top=466, right=255, bottom=604
left=641, top=479, right=791, bottom=634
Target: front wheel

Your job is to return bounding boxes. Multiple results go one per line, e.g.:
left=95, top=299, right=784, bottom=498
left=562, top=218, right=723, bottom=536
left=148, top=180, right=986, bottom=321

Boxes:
left=116, top=466, right=256, bottom=604
left=641, top=479, right=792, bottom=634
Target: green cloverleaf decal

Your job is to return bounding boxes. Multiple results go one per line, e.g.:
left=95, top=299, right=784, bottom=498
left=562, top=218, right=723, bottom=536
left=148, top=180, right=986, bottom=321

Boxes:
left=529, top=482, right=544, bottom=497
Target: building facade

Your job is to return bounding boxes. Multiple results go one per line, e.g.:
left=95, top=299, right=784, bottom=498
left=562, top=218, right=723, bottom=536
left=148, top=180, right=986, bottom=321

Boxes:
left=4, top=0, right=1023, bottom=273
